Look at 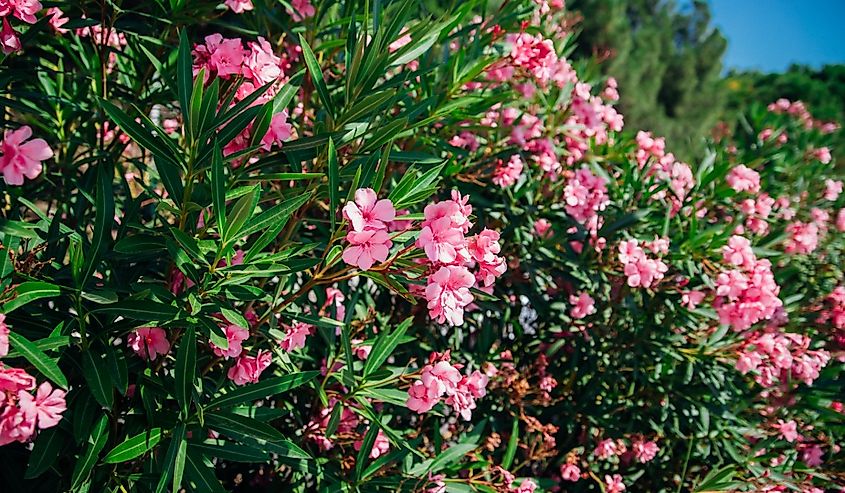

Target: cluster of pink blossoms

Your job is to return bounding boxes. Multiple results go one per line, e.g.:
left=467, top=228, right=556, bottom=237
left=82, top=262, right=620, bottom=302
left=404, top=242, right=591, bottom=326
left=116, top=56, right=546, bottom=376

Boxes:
left=618, top=239, right=668, bottom=289
left=306, top=398, right=390, bottom=459
left=784, top=221, right=820, bottom=255
left=127, top=327, right=171, bottom=360
left=0, top=319, right=66, bottom=445
left=406, top=351, right=490, bottom=421
left=738, top=194, right=775, bottom=236
left=736, top=331, right=830, bottom=387
left=1, top=1, right=66, bottom=54
left=715, top=236, right=782, bottom=331
left=192, top=34, right=293, bottom=158
left=418, top=192, right=506, bottom=325
left=0, top=124, right=53, bottom=186
left=0, top=366, right=66, bottom=446
left=726, top=164, right=761, bottom=194
left=563, top=167, right=609, bottom=224
left=492, top=154, right=525, bottom=188
left=768, top=98, right=840, bottom=134
left=340, top=189, right=506, bottom=326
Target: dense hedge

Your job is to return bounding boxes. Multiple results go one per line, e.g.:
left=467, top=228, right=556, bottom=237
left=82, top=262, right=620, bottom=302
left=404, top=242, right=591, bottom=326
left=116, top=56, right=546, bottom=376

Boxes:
left=0, top=1, right=842, bottom=492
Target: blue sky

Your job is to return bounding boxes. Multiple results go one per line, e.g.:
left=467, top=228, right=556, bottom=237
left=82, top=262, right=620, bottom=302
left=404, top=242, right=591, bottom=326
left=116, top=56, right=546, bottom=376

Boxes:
left=708, top=0, right=845, bottom=72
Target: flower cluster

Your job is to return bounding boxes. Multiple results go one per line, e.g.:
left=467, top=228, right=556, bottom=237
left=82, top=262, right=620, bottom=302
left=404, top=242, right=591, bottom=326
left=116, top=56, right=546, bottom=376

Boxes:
left=0, top=364, right=66, bottom=446
left=715, top=236, right=783, bottom=331
left=736, top=332, right=830, bottom=387
left=341, top=188, right=396, bottom=271
left=618, top=239, right=669, bottom=288
left=406, top=352, right=490, bottom=420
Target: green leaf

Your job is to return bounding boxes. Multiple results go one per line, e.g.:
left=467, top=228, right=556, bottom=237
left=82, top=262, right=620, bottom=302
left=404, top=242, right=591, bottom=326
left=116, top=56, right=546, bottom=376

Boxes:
left=327, top=137, right=339, bottom=232
left=8, top=332, right=67, bottom=389
left=299, top=35, right=334, bottom=119
left=363, top=316, right=412, bottom=377
left=155, top=424, right=186, bottom=493
left=240, top=193, right=312, bottom=238
left=82, top=350, right=113, bottom=409
left=207, top=371, right=319, bottom=409
left=104, top=428, right=162, bottom=463
left=25, top=428, right=66, bottom=478
left=211, top=141, right=226, bottom=234
left=175, top=327, right=197, bottom=417
left=82, top=163, right=115, bottom=287
left=191, top=441, right=270, bottom=463
left=223, top=187, right=258, bottom=246
left=70, top=414, right=109, bottom=490
left=177, top=30, right=192, bottom=129
left=93, top=300, right=180, bottom=321
left=205, top=411, right=285, bottom=443
left=1, top=281, right=61, bottom=313
left=325, top=403, right=343, bottom=438
left=501, top=418, right=519, bottom=469
left=184, top=451, right=225, bottom=493
left=355, top=424, right=379, bottom=480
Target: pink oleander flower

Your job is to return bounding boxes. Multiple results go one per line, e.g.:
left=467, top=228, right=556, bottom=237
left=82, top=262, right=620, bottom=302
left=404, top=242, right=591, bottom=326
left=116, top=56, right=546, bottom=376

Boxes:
left=560, top=463, right=580, bottom=481
left=224, top=0, right=254, bottom=13
left=681, top=290, right=706, bottom=310
left=406, top=380, right=441, bottom=413
left=533, top=219, right=552, bottom=238
left=564, top=167, right=609, bottom=223
left=801, top=444, right=824, bottom=467
left=594, top=438, right=619, bottom=459
left=354, top=428, right=390, bottom=458
left=127, top=327, right=171, bottom=361
left=726, top=165, right=761, bottom=194
left=775, top=419, right=798, bottom=442
left=426, top=265, right=475, bottom=326
left=784, top=221, right=819, bottom=255
left=605, top=474, right=626, bottom=493
left=838, top=209, right=845, bottom=232
left=0, top=314, right=8, bottom=358
left=47, top=7, right=69, bottom=34
left=569, top=292, right=596, bottom=319
left=467, top=229, right=506, bottom=287
left=824, top=179, right=843, bottom=201
left=321, top=287, right=346, bottom=321
left=421, top=361, right=462, bottom=396
left=0, top=125, right=53, bottom=185
left=209, top=37, right=247, bottom=77
left=289, top=0, right=316, bottom=21
left=18, top=381, right=66, bottom=429
left=492, top=155, right=524, bottom=188
left=633, top=439, right=659, bottom=462
left=261, top=111, right=293, bottom=151
left=722, top=235, right=756, bottom=270
left=4, top=0, right=42, bottom=24
left=280, top=321, right=313, bottom=352
left=342, top=188, right=396, bottom=232
left=342, top=229, right=392, bottom=271
left=0, top=364, right=35, bottom=393
left=0, top=404, right=34, bottom=445
left=227, top=350, right=272, bottom=385
left=417, top=215, right=467, bottom=264
left=210, top=324, right=249, bottom=359
left=243, top=36, right=282, bottom=85
left=515, top=478, right=537, bottom=493
left=0, top=18, right=21, bottom=55
left=814, top=147, right=832, bottom=164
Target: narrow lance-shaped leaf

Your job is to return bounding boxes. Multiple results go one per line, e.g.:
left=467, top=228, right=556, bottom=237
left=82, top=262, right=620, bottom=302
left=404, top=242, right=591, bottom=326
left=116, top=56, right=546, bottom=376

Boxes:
left=8, top=333, right=68, bottom=389
left=103, top=428, right=162, bottom=463
left=327, top=137, right=339, bottom=232
left=175, top=327, right=197, bottom=417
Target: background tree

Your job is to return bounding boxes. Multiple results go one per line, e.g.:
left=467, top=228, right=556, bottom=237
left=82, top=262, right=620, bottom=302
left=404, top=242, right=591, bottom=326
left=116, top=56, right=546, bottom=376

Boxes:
left=570, top=0, right=728, bottom=160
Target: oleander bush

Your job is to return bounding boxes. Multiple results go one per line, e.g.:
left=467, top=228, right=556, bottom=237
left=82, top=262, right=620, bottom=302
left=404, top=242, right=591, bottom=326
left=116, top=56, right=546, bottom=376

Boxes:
left=0, top=1, right=842, bottom=492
